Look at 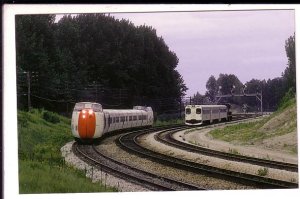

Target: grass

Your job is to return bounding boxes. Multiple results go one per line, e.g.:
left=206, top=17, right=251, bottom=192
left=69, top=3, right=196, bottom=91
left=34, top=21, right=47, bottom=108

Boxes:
left=19, top=160, right=117, bottom=193
left=18, top=108, right=117, bottom=193
left=257, top=167, right=269, bottom=176
left=228, top=148, right=241, bottom=155
left=188, top=140, right=209, bottom=148
left=208, top=97, right=297, bottom=148
left=154, top=118, right=184, bottom=126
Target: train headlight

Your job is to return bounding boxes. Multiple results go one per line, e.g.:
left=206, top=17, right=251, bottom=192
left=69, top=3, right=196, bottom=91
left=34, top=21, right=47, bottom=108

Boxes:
left=88, top=109, right=93, bottom=115
left=82, top=115, right=86, bottom=119
left=82, top=110, right=86, bottom=114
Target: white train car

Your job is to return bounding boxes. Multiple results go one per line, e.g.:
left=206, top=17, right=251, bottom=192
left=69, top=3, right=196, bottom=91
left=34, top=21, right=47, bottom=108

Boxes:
left=71, top=102, right=154, bottom=141
left=185, top=105, right=228, bottom=126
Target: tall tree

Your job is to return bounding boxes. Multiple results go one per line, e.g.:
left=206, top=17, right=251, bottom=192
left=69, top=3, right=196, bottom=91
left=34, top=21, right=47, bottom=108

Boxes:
left=16, top=14, right=187, bottom=114
left=205, top=75, right=218, bottom=102
left=16, top=14, right=58, bottom=110
left=217, top=74, right=243, bottom=95
left=282, top=34, right=296, bottom=93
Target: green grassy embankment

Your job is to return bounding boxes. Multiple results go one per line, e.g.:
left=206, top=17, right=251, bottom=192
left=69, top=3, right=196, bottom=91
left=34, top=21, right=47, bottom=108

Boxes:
left=18, top=109, right=117, bottom=193
left=209, top=97, right=297, bottom=154
left=154, top=118, right=184, bottom=126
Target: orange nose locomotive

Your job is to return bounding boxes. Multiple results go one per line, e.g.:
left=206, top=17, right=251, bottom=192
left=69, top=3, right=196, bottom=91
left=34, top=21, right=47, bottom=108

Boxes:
left=71, top=102, right=104, bottom=141
left=78, top=109, right=96, bottom=138
left=71, top=102, right=154, bottom=142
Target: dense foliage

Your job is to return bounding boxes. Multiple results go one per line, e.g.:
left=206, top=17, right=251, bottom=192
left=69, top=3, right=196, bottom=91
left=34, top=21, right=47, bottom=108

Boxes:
left=16, top=14, right=187, bottom=115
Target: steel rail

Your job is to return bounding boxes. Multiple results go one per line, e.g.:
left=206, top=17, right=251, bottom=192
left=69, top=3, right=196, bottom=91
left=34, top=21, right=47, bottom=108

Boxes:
left=73, top=140, right=204, bottom=191
left=117, top=127, right=298, bottom=189
left=155, top=130, right=298, bottom=172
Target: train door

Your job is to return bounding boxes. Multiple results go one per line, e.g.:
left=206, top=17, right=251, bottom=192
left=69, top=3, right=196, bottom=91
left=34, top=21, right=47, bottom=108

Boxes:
left=210, top=108, right=213, bottom=123
left=103, top=112, right=110, bottom=133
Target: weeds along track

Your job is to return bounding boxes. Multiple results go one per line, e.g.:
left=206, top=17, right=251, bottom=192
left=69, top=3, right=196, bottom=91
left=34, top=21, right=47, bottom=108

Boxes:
left=231, top=113, right=261, bottom=120
left=73, top=129, right=205, bottom=191
left=156, top=130, right=298, bottom=172
left=117, top=125, right=298, bottom=189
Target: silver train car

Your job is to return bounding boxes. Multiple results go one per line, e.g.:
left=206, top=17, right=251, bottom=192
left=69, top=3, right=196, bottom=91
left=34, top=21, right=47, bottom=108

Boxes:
left=71, top=102, right=154, bottom=141
left=185, top=105, right=229, bottom=126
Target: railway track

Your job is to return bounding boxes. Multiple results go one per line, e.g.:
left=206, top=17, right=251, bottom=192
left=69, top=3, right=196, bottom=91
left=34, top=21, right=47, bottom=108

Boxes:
left=72, top=113, right=295, bottom=190
left=73, top=135, right=205, bottom=191
left=117, top=126, right=298, bottom=189
left=155, top=130, right=298, bottom=172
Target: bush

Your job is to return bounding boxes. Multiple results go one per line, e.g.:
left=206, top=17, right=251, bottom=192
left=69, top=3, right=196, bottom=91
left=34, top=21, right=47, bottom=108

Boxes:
left=43, top=111, right=60, bottom=124
left=277, top=88, right=295, bottom=111
left=257, top=167, right=268, bottom=176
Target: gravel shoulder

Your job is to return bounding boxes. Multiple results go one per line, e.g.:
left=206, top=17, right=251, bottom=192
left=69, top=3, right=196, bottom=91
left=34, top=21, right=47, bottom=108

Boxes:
left=138, top=130, right=298, bottom=183
left=173, top=120, right=298, bottom=164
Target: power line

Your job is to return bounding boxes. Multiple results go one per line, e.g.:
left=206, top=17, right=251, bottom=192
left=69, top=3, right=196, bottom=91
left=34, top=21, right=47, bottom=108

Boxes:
left=31, top=94, right=76, bottom=103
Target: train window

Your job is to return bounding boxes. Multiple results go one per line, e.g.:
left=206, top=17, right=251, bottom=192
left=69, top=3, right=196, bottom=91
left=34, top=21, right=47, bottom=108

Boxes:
left=133, top=116, right=137, bottom=121
left=74, top=103, right=85, bottom=111
left=129, top=116, right=132, bottom=121
left=91, top=104, right=102, bottom=112
left=121, top=116, right=125, bottom=122
left=196, top=108, right=201, bottom=114
left=138, top=115, right=142, bottom=120
left=133, top=106, right=147, bottom=111
left=116, top=117, right=119, bottom=123
left=186, top=108, right=191, bottom=114
left=146, top=107, right=153, bottom=112
left=203, top=110, right=210, bottom=114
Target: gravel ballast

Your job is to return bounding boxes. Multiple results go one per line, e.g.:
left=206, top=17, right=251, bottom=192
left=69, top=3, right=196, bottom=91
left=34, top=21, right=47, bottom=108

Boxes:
left=61, top=141, right=150, bottom=192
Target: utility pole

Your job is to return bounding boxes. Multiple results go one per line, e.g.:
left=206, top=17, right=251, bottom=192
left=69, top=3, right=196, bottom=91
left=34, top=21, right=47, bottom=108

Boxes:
left=257, top=90, right=263, bottom=115
left=26, top=71, right=31, bottom=111
left=215, top=84, right=263, bottom=115
left=95, top=84, right=98, bottom=102
left=179, top=98, right=182, bottom=119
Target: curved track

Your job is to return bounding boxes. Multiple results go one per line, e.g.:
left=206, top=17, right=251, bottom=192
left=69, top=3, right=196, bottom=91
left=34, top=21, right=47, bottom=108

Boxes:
left=155, top=130, right=298, bottom=172
left=73, top=135, right=205, bottom=191
left=117, top=126, right=298, bottom=189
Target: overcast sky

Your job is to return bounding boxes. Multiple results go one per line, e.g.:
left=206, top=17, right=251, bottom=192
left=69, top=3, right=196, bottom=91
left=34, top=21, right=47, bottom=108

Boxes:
left=109, top=10, right=295, bottom=96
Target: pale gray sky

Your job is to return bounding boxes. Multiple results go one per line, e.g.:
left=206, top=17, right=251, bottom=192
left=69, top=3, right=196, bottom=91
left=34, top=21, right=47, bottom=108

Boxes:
left=110, top=10, right=295, bottom=96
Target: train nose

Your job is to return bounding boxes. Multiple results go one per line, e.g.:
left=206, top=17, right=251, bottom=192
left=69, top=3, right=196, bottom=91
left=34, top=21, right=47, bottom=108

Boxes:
left=78, top=109, right=96, bottom=139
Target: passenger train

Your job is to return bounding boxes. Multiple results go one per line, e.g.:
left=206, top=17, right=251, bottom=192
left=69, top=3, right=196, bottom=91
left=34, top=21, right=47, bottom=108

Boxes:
left=71, top=102, right=154, bottom=141
left=185, top=104, right=231, bottom=126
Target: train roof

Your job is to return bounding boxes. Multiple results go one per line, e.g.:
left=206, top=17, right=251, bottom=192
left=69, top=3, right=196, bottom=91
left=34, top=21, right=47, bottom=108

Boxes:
left=185, top=105, right=227, bottom=108
left=103, top=109, right=149, bottom=114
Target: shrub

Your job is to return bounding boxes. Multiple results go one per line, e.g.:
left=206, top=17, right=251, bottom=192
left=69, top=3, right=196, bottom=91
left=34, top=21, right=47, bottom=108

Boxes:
left=43, top=111, right=60, bottom=124
left=257, top=167, right=268, bottom=176
left=277, top=88, right=295, bottom=111
left=18, top=113, right=28, bottom=128
left=228, top=148, right=240, bottom=155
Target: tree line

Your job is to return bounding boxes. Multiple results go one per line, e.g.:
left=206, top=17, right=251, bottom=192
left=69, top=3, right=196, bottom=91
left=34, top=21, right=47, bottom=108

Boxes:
left=16, top=14, right=295, bottom=115
left=192, top=34, right=296, bottom=112
left=16, top=14, right=187, bottom=115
